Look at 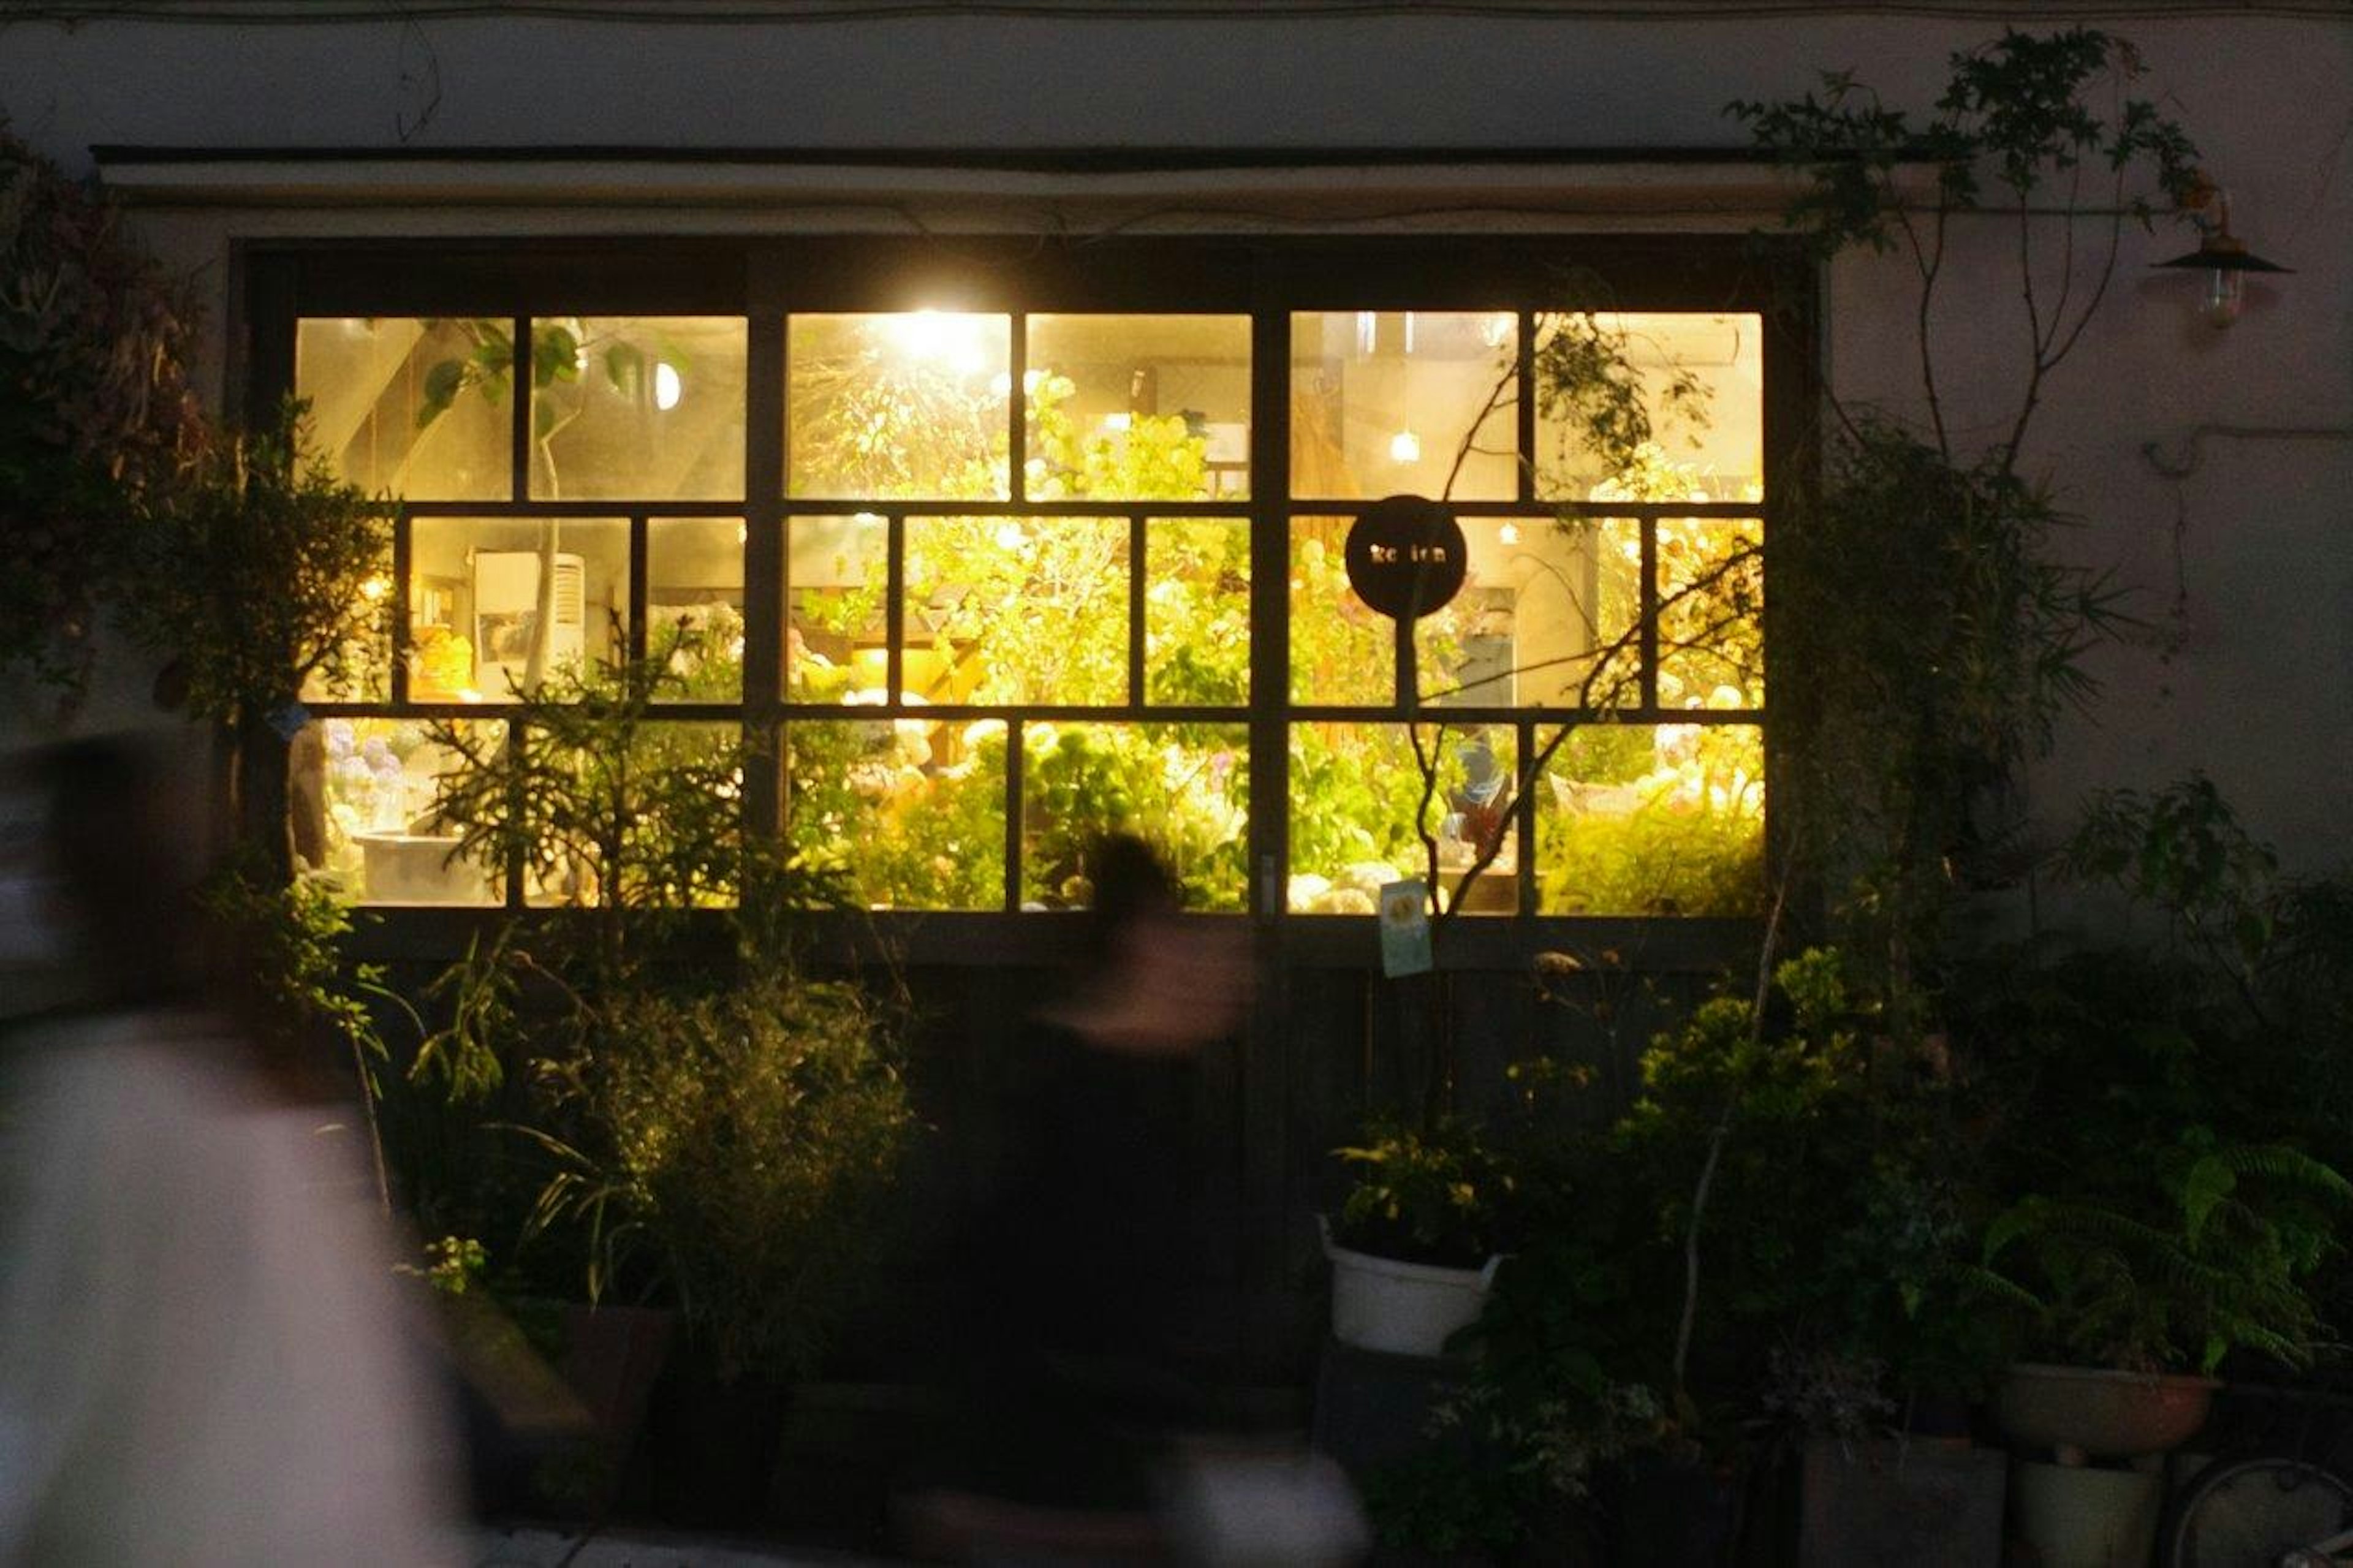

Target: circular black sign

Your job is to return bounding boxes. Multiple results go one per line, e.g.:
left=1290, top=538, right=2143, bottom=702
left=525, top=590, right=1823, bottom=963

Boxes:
left=1345, top=495, right=1468, bottom=620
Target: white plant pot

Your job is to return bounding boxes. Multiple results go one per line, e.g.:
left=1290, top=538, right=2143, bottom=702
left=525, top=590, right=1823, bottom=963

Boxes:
left=1319, top=1216, right=1503, bottom=1358
left=2009, top=1458, right=2162, bottom=1568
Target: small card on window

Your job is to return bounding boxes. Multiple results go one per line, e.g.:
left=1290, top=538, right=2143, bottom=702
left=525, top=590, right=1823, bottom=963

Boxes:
left=1379, top=879, right=1433, bottom=977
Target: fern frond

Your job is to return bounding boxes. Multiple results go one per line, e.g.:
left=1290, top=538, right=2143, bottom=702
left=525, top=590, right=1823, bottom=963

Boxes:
left=2221, top=1145, right=2353, bottom=1204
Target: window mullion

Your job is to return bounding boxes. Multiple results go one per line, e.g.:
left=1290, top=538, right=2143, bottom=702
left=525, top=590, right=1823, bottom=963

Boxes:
left=1129, top=513, right=1147, bottom=706
left=1516, top=309, right=1537, bottom=505
left=389, top=513, right=412, bottom=706
left=510, top=316, right=532, bottom=500
left=885, top=513, right=906, bottom=706
left=1640, top=518, right=1659, bottom=711
left=1248, top=306, right=1290, bottom=920
left=744, top=308, right=786, bottom=844
left=1003, top=719, right=1026, bottom=914
left=1009, top=314, right=1028, bottom=502
left=626, top=514, right=649, bottom=667
left=1517, top=716, right=1536, bottom=917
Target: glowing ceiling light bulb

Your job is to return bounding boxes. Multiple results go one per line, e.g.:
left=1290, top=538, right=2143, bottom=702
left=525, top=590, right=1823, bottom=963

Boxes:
left=886, top=310, right=990, bottom=376
left=653, top=361, right=683, bottom=411
left=1498, top=521, right=1520, bottom=546
left=1389, top=429, right=1422, bottom=464
left=360, top=574, right=391, bottom=602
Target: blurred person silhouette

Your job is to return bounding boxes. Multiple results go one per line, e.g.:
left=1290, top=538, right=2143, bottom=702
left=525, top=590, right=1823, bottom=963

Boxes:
left=0, top=733, right=459, bottom=1566
left=900, top=833, right=1365, bottom=1566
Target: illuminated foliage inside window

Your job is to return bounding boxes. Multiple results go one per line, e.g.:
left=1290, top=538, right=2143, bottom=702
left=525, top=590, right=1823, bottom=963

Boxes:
left=298, top=294, right=1766, bottom=919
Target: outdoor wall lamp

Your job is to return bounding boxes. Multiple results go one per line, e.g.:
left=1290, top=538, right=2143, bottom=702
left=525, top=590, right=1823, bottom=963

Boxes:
left=2154, top=178, right=2291, bottom=328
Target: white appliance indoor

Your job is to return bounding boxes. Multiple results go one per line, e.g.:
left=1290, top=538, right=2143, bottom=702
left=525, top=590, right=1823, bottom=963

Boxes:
left=473, top=548, right=585, bottom=694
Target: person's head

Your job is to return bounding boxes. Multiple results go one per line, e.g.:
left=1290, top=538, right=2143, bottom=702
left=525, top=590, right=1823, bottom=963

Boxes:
left=1084, top=832, right=1183, bottom=971
left=1073, top=833, right=1249, bottom=1050
left=39, top=733, right=208, bottom=1007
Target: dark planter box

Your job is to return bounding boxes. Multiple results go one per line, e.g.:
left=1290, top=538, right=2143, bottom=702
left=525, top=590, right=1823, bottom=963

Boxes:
left=646, top=1358, right=791, bottom=1530
left=1798, top=1436, right=2006, bottom=1568
left=1609, top=1453, right=1741, bottom=1567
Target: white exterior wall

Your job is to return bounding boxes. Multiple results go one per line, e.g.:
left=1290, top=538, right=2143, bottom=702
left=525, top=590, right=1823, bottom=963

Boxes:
left=6, top=4, right=2349, bottom=876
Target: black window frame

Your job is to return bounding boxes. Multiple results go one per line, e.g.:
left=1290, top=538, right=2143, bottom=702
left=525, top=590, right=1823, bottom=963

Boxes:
left=241, top=233, right=1814, bottom=967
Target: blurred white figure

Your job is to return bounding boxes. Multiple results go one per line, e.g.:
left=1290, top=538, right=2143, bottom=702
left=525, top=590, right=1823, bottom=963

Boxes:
left=0, top=735, right=458, bottom=1566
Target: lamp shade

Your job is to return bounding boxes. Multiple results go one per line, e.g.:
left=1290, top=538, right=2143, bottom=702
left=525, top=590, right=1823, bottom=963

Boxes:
left=2153, top=235, right=2294, bottom=274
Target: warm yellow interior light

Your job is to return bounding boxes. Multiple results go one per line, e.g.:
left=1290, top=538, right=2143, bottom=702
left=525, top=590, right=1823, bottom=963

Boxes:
left=653, top=361, right=683, bottom=411
left=885, top=311, right=990, bottom=377
left=360, top=574, right=391, bottom=602
left=1389, top=430, right=1422, bottom=464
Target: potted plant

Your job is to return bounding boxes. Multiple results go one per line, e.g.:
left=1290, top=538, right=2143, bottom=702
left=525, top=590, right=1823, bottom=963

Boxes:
left=404, top=638, right=918, bottom=1527
left=1324, top=1118, right=1514, bottom=1358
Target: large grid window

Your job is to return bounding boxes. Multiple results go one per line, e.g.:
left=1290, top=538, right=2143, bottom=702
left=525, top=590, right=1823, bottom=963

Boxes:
left=1284, top=309, right=1764, bottom=916
left=292, top=314, right=748, bottom=905
left=282, top=244, right=1776, bottom=922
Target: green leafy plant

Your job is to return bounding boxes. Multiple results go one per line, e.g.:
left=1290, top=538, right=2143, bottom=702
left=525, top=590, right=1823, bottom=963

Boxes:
left=1946, top=780, right=2353, bottom=1377
left=1979, top=1133, right=2350, bottom=1374
left=519, top=970, right=915, bottom=1382
left=199, top=862, right=415, bottom=1207
left=1731, top=28, right=2200, bottom=1011
left=115, top=403, right=392, bottom=873
left=406, top=632, right=913, bottom=1382
left=397, top=1235, right=491, bottom=1298
left=1332, top=1118, right=1516, bottom=1268
left=421, top=626, right=784, bottom=983
left=0, top=124, right=205, bottom=695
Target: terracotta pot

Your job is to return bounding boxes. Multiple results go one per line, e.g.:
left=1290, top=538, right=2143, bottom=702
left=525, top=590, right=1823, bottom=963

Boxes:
left=1993, top=1363, right=2220, bottom=1461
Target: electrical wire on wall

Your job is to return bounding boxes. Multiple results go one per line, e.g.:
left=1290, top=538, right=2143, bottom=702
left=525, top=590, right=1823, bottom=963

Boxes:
left=2140, top=423, right=2353, bottom=665
left=9, top=1, right=2353, bottom=21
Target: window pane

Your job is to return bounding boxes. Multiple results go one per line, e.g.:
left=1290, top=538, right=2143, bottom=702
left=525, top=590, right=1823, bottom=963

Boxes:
left=1535, top=312, right=1763, bottom=502
left=1286, top=722, right=1437, bottom=912
left=530, top=317, right=746, bottom=501
left=786, top=718, right=1006, bottom=910
left=1146, top=518, right=1251, bottom=706
left=296, top=717, right=499, bottom=905
left=1657, top=517, right=1764, bottom=711
left=522, top=721, right=744, bottom=909
left=1290, top=517, right=1395, bottom=705
left=787, top=313, right=1010, bottom=499
left=1536, top=722, right=1764, bottom=916
left=1417, top=516, right=1640, bottom=710
left=409, top=518, right=629, bottom=702
left=786, top=513, right=888, bottom=702
left=295, top=317, right=510, bottom=501
left=1023, top=722, right=1247, bottom=911
left=647, top=518, right=746, bottom=703
left=1290, top=312, right=1517, bottom=502
left=1025, top=315, right=1251, bottom=501
left=301, top=547, right=394, bottom=703
left=905, top=517, right=1126, bottom=706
